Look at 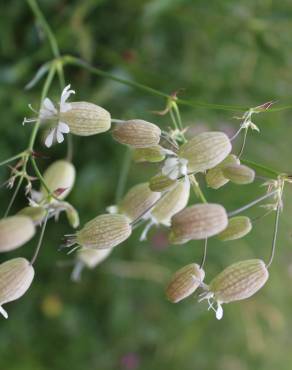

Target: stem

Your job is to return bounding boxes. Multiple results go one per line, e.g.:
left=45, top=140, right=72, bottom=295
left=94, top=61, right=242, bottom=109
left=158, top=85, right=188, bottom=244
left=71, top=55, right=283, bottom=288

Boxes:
left=62, top=55, right=248, bottom=112
left=241, top=159, right=280, bottom=179
left=227, top=189, right=278, bottom=217
left=238, top=128, right=248, bottom=158
left=115, top=147, right=132, bottom=203
left=4, top=176, right=24, bottom=217
left=0, top=152, right=26, bottom=167
left=30, top=211, right=49, bottom=265
left=189, top=175, right=207, bottom=203
left=30, top=157, right=59, bottom=200
left=27, top=0, right=60, bottom=59
left=266, top=204, right=281, bottom=268
left=200, top=238, right=208, bottom=269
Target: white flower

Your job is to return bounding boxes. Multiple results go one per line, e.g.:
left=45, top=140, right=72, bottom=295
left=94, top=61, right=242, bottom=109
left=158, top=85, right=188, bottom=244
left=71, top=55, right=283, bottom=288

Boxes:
left=23, top=85, right=75, bottom=148
left=198, top=290, right=224, bottom=320
left=162, top=156, right=188, bottom=180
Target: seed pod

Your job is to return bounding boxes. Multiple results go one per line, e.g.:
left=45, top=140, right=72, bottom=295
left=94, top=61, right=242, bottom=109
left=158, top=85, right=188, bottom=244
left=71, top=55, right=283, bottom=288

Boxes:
left=166, top=263, right=205, bottom=303
left=76, top=214, right=132, bottom=249
left=206, top=154, right=240, bottom=189
left=112, top=120, right=161, bottom=148
left=151, top=179, right=190, bottom=226
left=149, top=174, right=177, bottom=192
left=0, top=216, right=35, bottom=252
left=178, top=131, right=232, bottom=173
left=0, top=258, right=35, bottom=319
left=222, top=164, right=255, bottom=185
left=41, top=160, right=75, bottom=200
left=18, top=206, right=46, bottom=224
left=59, top=102, right=111, bottom=136
left=217, top=216, right=252, bottom=241
left=77, top=248, right=112, bottom=269
left=133, top=145, right=166, bottom=163
left=170, top=203, right=228, bottom=243
left=119, top=183, right=160, bottom=222
left=210, top=259, right=268, bottom=304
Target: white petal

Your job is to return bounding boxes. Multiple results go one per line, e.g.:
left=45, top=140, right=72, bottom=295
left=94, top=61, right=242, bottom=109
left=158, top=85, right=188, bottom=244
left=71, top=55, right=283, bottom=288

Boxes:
left=0, top=306, right=8, bottom=319
left=45, top=129, right=56, bottom=147
left=56, top=129, right=64, bottom=143
left=216, top=303, right=223, bottom=320
left=58, top=121, right=70, bottom=133
left=60, top=84, right=75, bottom=111
left=43, top=98, right=57, bottom=113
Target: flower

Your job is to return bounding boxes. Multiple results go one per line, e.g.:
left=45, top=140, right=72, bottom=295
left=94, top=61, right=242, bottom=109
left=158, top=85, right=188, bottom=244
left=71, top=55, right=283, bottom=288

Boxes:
left=23, top=85, right=75, bottom=148
left=161, top=156, right=188, bottom=180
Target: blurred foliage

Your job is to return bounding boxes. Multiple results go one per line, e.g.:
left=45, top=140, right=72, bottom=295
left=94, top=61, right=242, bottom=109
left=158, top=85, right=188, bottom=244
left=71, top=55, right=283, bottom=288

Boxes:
left=1, top=0, right=292, bottom=369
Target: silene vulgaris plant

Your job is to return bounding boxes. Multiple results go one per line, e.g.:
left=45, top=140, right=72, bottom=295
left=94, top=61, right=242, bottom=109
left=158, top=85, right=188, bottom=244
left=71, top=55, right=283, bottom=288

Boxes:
left=0, top=0, right=290, bottom=320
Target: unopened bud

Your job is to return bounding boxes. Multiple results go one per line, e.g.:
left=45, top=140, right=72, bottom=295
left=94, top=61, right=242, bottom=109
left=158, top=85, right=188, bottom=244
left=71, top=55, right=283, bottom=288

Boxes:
left=0, top=216, right=35, bottom=252
left=210, top=259, right=268, bottom=304
left=76, top=214, right=132, bottom=249
left=60, top=102, right=111, bottom=136
left=133, top=145, right=166, bottom=163
left=151, top=179, right=190, bottom=226
left=119, top=183, right=160, bottom=222
left=170, top=203, right=228, bottom=243
left=0, top=258, right=34, bottom=319
left=41, top=160, right=76, bottom=200
left=222, top=164, right=255, bottom=184
left=217, top=216, right=252, bottom=241
left=166, top=263, right=205, bottom=303
left=206, top=154, right=240, bottom=189
left=178, top=131, right=232, bottom=173
left=112, top=120, right=161, bottom=148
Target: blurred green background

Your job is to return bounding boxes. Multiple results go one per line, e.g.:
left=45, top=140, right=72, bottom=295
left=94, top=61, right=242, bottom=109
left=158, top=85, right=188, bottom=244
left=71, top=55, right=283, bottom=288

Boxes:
left=1, top=0, right=292, bottom=369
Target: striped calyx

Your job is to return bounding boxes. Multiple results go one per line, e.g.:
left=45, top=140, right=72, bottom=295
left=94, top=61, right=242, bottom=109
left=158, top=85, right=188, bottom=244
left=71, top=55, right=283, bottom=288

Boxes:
left=0, top=258, right=35, bottom=319
left=206, top=154, right=240, bottom=189
left=222, top=164, right=255, bottom=184
left=60, top=102, right=111, bottom=136
left=133, top=145, right=166, bottom=163
left=178, top=131, right=232, bottom=173
left=76, top=214, right=132, bottom=249
left=169, top=203, right=228, bottom=244
left=0, top=216, right=35, bottom=252
left=217, top=216, right=252, bottom=241
left=166, top=263, right=205, bottom=303
left=112, top=119, right=161, bottom=148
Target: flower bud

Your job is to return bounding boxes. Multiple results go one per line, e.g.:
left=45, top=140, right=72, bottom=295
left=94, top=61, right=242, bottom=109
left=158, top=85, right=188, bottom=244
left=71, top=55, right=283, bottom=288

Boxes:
left=166, top=263, right=205, bottom=303
left=76, top=214, right=132, bottom=249
left=0, top=258, right=34, bottom=318
left=119, top=183, right=161, bottom=222
left=64, top=203, right=80, bottom=228
left=18, top=206, right=46, bottom=224
left=60, top=102, right=111, bottom=136
left=217, top=216, right=252, bottom=241
left=41, top=160, right=76, bottom=200
left=170, top=203, right=228, bottom=243
left=206, top=154, right=240, bottom=189
left=210, top=259, right=268, bottom=304
left=149, top=174, right=177, bottom=192
left=178, top=131, right=232, bottom=173
left=222, top=164, right=255, bottom=184
left=133, top=145, right=166, bottom=163
left=0, top=216, right=35, bottom=252
left=77, top=248, right=112, bottom=269
left=151, top=179, right=190, bottom=226
left=112, top=120, right=161, bottom=148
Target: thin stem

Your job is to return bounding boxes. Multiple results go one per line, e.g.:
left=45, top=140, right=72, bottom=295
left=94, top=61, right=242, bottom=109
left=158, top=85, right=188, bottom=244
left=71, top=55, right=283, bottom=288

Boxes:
left=169, top=109, right=179, bottom=131
left=4, top=176, right=24, bottom=217
left=115, top=147, right=132, bottom=203
left=0, top=152, right=26, bottom=167
left=30, top=211, right=49, bottom=265
left=62, top=56, right=248, bottom=112
left=227, top=190, right=278, bottom=217
left=189, top=175, right=207, bottom=203
left=200, top=238, right=208, bottom=269
left=241, top=159, right=280, bottom=179
left=66, top=135, right=73, bottom=162
left=266, top=204, right=281, bottom=268
left=238, top=128, right=248, bottom=158
left=27, top=0, right=60, bottom=59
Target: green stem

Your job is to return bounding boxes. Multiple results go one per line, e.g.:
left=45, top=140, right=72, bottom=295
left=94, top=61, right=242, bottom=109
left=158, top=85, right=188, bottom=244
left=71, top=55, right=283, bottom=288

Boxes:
left=115, top=147, right=132, bottom=203
left=189, top=175, right=207, bottom=203
left=241, top=159, right=280, bottom=179
left=4, top=176, right=24, bottom=217
left=0, top=152, right=26, bottom=167
left=30, top=211, right=49, bottom=265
